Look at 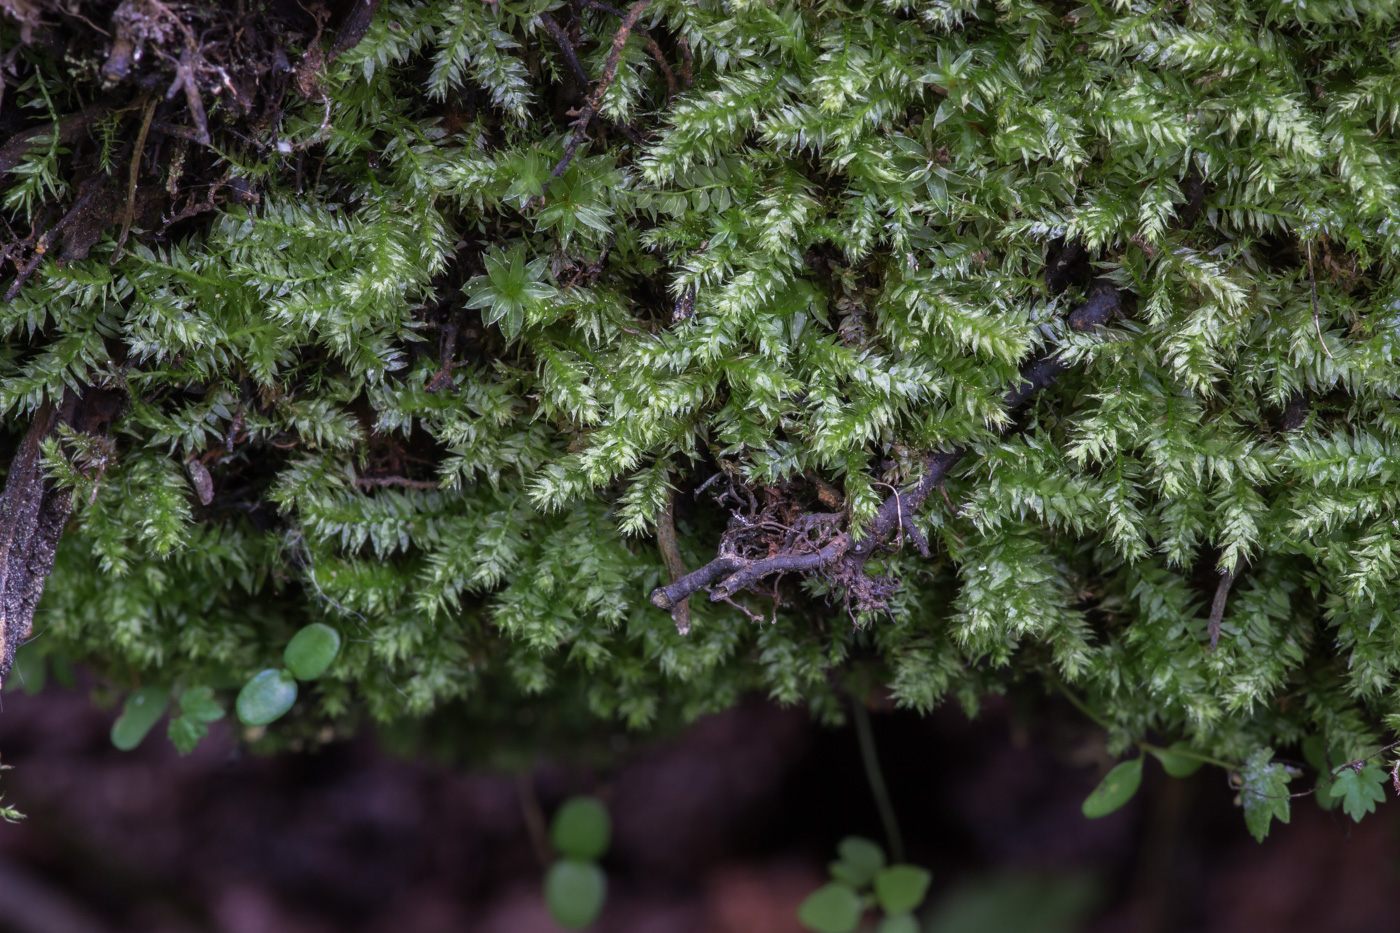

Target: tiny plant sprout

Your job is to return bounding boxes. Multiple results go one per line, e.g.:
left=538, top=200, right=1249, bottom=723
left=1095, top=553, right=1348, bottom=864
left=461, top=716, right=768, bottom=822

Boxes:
left=235, top=669, right=298, bottom=726
left=544, top=859, right=606, bottom=929
left=830, top=836, right=885, bottom=886
left=873, top=865, right=931, bottom=916
left=283, top=623, right=342, bottom=681
left=110, top=686, right=170, bottom=751
left=550, top=796, right=611, bottom=860
left=798, top=882, right=864, bottom=933
left=877, top=916, right=919, bottom=933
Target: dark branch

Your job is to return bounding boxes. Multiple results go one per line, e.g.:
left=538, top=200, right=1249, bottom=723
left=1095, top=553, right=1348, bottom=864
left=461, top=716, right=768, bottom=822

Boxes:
left=0, top=388, right=122, bottom=683
left=534, top=0, right=651, bottom=202
left=654, top=489, right=693, bottom=633
left=649, top=282, right=1124, bottom=618
left=710, top=537, right=849, bottom=601
left=1208, top=568, right=1236, bottom=650
left=538, top=13, right=591, bottom=88
left=650, top=556, right=743, bottom=610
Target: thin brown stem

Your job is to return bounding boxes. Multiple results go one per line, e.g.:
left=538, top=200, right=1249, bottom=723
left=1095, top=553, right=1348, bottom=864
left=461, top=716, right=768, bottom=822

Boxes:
left=112, top=95, right=157, bottom=263
left=533, top=0, right=651, bottom=204
left=1207, top=568, right=1236, bottom=650
left=654, top=487, right=692, bottom=634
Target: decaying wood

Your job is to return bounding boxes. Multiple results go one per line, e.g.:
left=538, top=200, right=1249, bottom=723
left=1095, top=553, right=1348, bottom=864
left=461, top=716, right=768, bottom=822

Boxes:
left=0, top=389, right=123, bottom=683
left=0, top=400, right=66, bottom=684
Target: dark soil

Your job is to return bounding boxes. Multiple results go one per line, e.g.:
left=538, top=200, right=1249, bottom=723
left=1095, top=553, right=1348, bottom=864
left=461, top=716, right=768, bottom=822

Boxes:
left=0, top=0, right=371, bottom=298
left=0, top=682, right=1395, bottom=933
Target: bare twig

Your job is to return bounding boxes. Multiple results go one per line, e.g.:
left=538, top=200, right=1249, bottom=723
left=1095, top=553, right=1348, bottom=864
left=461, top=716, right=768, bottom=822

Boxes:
left=1207, top=568, right=1236, bottom=650
left=642, top=34, right=677, bottom=99
left=112, top=94, right=157, bottom=263
left=0, top=389, right=123, bottom=684
left=331, top=0, right=384, bottom=55
left=580, top=0, right=674, bottom=94
left=649, top=281, right=1125, bottom=617
left=426, top=320, right=459, bottom=393
left=532, top=0, right=651, bottom=204
left=654, top=487, right=692, bottom=634
left=677, top=35, right=693, bottom=89
left=539, top=12, right=590, bottom=87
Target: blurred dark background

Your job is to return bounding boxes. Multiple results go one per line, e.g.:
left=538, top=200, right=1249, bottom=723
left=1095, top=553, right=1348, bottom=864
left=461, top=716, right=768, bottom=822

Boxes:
left=0, top=679, right=1395, bottom=933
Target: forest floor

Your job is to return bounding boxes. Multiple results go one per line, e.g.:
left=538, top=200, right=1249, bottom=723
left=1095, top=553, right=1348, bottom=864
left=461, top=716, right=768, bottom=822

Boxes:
left=0, top=683, right=1396, bottom=933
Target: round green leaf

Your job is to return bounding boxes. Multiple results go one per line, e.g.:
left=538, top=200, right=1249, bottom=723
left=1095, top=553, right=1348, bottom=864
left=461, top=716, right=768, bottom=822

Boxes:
left=1150, top=742, right=1204, bottom=778
left=877, top=915, right=920, bottom=933
left=551, top=796, right=611, bottom=860
left=283, top=623, right=342, bottom=681
left=831, top=836, right=886, bottom=886
left=235, top=669, right=297, bottom=726
left=1081, top=758, right=1144, bottom=818
left=798, top=882, right=864, bottom=933
left=874, top=865, right=932, bottom=915
left=111, top=686, right=169, bottom=751
left=544, top=859, right=606, bottom=929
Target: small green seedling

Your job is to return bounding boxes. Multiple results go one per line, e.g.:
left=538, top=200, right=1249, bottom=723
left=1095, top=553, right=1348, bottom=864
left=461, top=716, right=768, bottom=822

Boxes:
left=168, top=685, right=227, bottom=754
left=234, top=623, right=342, bottom=728
left=236, top=669, right=297, bottom=726
left=284, top=623, right=342, bottom=680
left=544, top=860, right=607, bottom=930
left=544, top=795, right=611, bottom=929
left=799, top=837, right=932, bottom=933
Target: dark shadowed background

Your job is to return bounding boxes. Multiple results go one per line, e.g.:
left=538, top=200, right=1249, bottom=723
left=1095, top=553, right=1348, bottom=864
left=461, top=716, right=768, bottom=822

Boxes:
left=0, top=681, right=1395, bottom=933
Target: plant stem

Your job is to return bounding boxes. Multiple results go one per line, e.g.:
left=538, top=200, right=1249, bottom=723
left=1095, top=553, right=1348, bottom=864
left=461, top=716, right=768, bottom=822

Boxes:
left=851, top=697, right=905, bottom=863
left=1135, top=741, right=1238, bottom=772
left=1051, top=676, right=1240, bottom=771
left=1050, top=676, right=1111, bottom=730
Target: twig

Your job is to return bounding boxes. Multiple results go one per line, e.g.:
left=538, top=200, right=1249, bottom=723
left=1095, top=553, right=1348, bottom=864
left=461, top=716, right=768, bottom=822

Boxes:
left=718, top=592, right=765, bottom=623
left=579, top=0, right=674, bottom=94
left=638, top=33, right=676, bottom=99
left=677, top=36, right=693, bottom=89
left=532, top=0, right=651, bottom=204
left=426, top=320, right=459, bottom=393
left=648, top=282, right=1125, bottom=614
left=1207, top=568, right=1235, bottom=650
left=654, top=487, right=692, bottom=634
left=1327, top=739, right=1400, bottom=778
left=112, top=95, right=157, bottom=263
left=538, top=13, right=590, bottom=87
left=331, top=0, right=384, bottom=56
